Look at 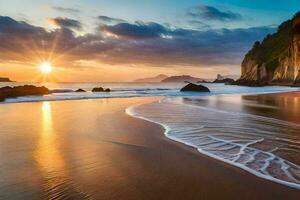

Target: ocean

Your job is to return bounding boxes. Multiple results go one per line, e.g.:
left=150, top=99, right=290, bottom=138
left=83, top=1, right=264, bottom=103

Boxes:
left=0, top=82, right=299, bottom=103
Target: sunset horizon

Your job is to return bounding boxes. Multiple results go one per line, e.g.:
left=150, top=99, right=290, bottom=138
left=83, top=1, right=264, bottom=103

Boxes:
left=1, top=1, right=299, bottom=82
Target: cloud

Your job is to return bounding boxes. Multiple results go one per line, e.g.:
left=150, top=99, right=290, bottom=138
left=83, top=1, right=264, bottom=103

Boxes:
left=97, top=25, right=274, bottom=66
left=48, top=17, right=82, bottom=30
left=98, top=16, right=126, bottom=24
left=100, top=22, right=169, bottom=39
left=0, top=16, right=275, bottom=68
left=0, top=16, right=87, bottom=63
left=188, top=20, right=211, bottom=29
left=0, top=16, right=44, bottom=34
left=188, top=5, right=243, bottom=22
left=52, top=6, right=80, bottom=14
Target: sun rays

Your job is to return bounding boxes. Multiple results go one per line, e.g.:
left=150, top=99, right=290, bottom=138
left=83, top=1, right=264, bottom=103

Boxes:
left=39, top=62, right=53, bottom=74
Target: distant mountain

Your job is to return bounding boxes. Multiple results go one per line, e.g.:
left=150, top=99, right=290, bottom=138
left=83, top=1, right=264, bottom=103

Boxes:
left=161, top=75, right=205, bottom=83
left=134, top=74, right=168, bottom=82
left=0, top=77, right=12, bottom=82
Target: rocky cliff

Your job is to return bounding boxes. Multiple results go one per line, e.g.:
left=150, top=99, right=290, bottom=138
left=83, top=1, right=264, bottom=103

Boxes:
left=237, top=12, right=300, bottom=86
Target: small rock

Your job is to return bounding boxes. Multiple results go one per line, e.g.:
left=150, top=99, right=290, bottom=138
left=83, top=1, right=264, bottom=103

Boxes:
left=92, top=87, right=104, bottom=92
left=75, top=89, right=86, bottom=92
left=180, top=83, right=210, bottom=92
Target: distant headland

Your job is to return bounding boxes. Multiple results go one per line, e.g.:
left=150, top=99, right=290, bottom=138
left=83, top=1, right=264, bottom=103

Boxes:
left=134, top=74, right=168, bottom=82
left=161, top=75, right=206, bottom=83
left=0, top=77, right=13, bottom=82
left=134, top=75, right=207, bottom=83
left=234, top=12, right=300, bottom=86
left=134, top=74, right=237, bottom=83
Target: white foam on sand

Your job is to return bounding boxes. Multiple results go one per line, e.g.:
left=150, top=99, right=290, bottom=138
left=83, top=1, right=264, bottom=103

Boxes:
left=126, top=98, right=300, bottom=190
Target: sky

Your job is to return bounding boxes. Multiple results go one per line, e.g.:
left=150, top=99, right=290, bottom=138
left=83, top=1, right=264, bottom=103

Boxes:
left=0, top=0, right=299, bottom=82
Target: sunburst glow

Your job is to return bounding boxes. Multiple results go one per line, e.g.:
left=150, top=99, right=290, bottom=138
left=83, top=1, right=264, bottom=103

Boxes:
left=39, top=62, right=52, bottom=74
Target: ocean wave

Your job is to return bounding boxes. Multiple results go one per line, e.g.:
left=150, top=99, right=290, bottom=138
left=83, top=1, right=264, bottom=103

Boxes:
left=1, top=84, right=299, bottom=104
left=126, top=98, right=300, bottom=190
left=113, top=88, right=174, bottom=92
left=50, top=89, right=74, bottom=93
left=49, top=88, right=174, bottom=93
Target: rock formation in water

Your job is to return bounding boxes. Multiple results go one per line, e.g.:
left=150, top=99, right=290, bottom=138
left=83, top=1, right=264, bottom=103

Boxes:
left=0, top=77, right=12, bottom=82
left=75, top=89, right=86, bottom=92
left=180, top=83, right=210, bottom=92
left=213, top=74, right=235, bottom=83
left=92, top=87, right=104, bottom=92
left=236, top=12, right=300, bottom=86
left=92, top=87, right=111, bottom=92
left=0, top=85, right=49, bottom=101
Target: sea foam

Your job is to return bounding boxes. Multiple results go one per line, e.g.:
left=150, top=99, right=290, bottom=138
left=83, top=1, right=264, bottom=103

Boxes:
left=126, top=97, right=300, bottom=189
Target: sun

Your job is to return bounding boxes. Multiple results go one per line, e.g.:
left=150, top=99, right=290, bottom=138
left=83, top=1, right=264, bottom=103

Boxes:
left=39, top=62, right=52, bottom=74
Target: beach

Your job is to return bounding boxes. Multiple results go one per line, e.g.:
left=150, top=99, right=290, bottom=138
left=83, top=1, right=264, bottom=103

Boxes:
left=0, top=95, right=299, bottom=199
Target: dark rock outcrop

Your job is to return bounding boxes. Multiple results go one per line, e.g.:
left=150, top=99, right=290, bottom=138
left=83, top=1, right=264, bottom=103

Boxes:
left=92, top=87, right=104, bottom=92
left=75, top=89, right=86, bottom=92
left=0, top=85, right=49, bottom=101
left=92, top=87, right=111, bottom=92
left=213, top=74, right=235, bottom=83
left=231, top=79, right=267, bottom=87
left=197, top=80, right=209, bottom=83
left=0, top=77, right=12, bottom=82
left=180, top=83, right=210, bottom=92
left=237, top=12, right=300, bottom=86
left=292, top=78, right=300, bottom=87
left=213, top=78, right=235, bottom=83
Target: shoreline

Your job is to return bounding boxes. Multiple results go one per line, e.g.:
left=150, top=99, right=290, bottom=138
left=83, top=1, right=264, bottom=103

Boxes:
left=127, top=95, right=300, bottom=191
left=123, top=97, right=300, bottom=199
left=127, top=104, right=300, bottom=190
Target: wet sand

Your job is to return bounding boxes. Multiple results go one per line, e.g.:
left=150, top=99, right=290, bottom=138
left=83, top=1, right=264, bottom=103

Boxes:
left=0, top=97, right=299, bottom=199
left=184, top=91, right=300, bottom=123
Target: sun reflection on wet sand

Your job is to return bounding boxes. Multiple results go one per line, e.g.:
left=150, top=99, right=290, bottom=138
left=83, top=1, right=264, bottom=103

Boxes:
left=35, top=102, right=91, bottom=199
left=36, top=102, right=65, bottom=173
left=35, top=102, right=69, bottom=198
left=241, top=93, right=300, bottom=123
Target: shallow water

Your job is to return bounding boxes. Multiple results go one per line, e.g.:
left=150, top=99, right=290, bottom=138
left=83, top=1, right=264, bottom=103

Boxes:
left=127, top=94, right=300, bottom=189
left=1, top=82, right=299, bottom=103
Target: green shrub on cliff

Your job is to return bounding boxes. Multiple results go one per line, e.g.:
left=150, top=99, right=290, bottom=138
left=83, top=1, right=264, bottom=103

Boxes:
left=244, top=20, right=292, bottom=71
